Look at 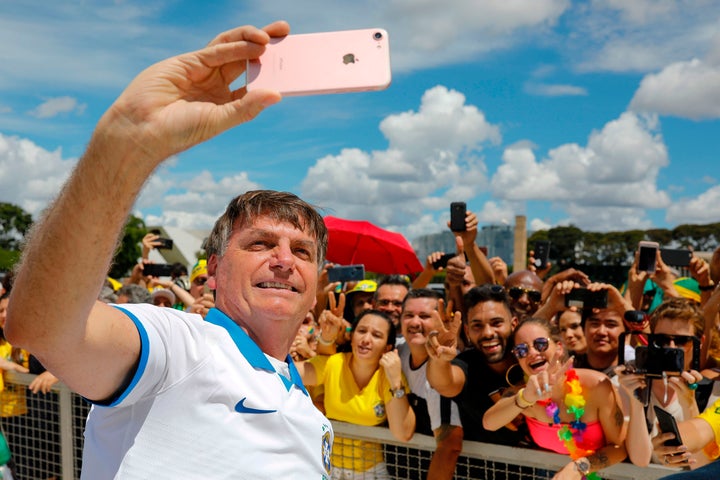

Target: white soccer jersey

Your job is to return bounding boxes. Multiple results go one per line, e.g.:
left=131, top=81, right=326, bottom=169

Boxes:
left=81, top=306, right=333, bottom=480
left=397, top=343, right=461, bottom=432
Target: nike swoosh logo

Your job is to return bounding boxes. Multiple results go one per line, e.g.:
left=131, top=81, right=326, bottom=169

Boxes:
left=234, top=397, right=277, bottom=415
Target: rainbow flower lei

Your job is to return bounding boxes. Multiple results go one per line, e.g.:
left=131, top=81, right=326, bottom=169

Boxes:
left=544, top=368, right=600, bottom=480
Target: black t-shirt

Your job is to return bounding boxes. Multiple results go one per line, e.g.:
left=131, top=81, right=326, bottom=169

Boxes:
left=451, top=349, right=529, bottom=445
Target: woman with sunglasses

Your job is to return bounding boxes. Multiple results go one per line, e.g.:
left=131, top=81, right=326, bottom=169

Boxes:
left=483, top=317, right=627, bottom=479
left=295, top=309, right=415, bottom=479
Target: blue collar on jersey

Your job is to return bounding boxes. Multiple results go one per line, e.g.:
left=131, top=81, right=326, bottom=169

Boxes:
left=205, top=308, right=308, bottom=394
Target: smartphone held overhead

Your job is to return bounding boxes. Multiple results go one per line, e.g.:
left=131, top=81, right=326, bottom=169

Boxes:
left=449, top=202, right=466, bottom=232
left=638, top=241, right=659, bottom=273
left=246, top=28, right=391, bottom=96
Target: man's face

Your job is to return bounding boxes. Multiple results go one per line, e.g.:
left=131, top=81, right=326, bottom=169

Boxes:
left=153, top=296, right=174, bottom=308
left=584, top=309, right=624, bottom=358
left=189, top=274, right=209, bottom=299
left=505, top=273, right=543, bottom=319
left=375, top=284, right=408, bottom=327
left=464, top=300, right=515, bottom=364
left=208, top=216, right=319, bottom=337
left=351, top=292, right=374, bottom=317
left=653, top=318, right=696, bottom=371
left=400, top=297, right=438, bottom=346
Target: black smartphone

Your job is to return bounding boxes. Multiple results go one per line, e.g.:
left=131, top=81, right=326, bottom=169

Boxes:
left=450, top=202, right=467, bottom=232
left=533, top=240, right=550, bottom=269
left=432, top=253, right=456, bottom=270
left=660, top=248, right=692, bottom=267
left=143, top=263, right=174, bottom=277
left=565, top=288, right=608, bottom=309
left=156, top=237, right=174, bottom=250
left=638, top=241, right=659, bottom=273
left=653, top=406, right=683, bottom=447
left=327, top=265, right=365, bottom=283
left=635, top=345, right=684, bottom=377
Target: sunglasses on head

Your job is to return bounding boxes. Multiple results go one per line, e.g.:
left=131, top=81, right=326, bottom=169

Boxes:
left=508, top=286, right=542, bottom=303
left=651, top=333, right=693, bottom=348
left=512, top=337, right=550, bottom=359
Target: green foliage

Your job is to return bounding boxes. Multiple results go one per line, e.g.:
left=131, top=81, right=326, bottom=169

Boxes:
left=0, top=203, right=33, bottom=270
left=108, top=215, right=147, bottom=279
left=529, top=222, right=720, bottom=269
left=0, top=249, right=21, bottom=271
left=0, top=202, right=33, bottom=251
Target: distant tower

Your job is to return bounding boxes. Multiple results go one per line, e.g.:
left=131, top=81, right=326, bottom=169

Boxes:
left=513, top=215, right=527, bottom=272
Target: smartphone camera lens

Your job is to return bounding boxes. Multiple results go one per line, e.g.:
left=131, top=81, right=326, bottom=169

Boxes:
left=373, top=31, right=383, bottom=40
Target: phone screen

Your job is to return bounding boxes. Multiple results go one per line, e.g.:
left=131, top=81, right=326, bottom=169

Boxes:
left=638, top=242, right=658, bottom=273
left=450, top=202, right=466, bottom=232
left=653, top=406, right=683, bottom=447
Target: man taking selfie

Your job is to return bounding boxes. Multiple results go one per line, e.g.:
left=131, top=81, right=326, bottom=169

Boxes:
left=7, top=21, right=334, bottom=479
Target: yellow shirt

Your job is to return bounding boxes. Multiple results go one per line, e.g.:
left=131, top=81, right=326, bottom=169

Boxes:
left=0, top=342, right=28, bottom=417
left=309, top=352, right=406, bottom=472
left=699, top=397, right=720, bottom=460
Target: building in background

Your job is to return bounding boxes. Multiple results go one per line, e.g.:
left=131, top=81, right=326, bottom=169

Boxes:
left=412, top=223, right=514, bottom=267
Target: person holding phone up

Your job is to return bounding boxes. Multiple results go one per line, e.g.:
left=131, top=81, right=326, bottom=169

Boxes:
left=616, top=298, right=706, bottom=469
left=6, top=21, right=337, bottom=479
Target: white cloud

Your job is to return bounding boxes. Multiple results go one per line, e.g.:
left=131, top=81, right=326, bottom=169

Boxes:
left=629, top=58, right=720, bottom=120
left=490, top=112, right=671, bottom=228
left=301, top=85, right=500, bottom=232
left=564, top=205, right=655, bottom=231
left=28, top=96, right=86, bottom=119
left=666, top=185, right=720, bottom=225
left=0, top=133, right=75, bottom=217
left=530, top=217, right=552, bottom=232
left=138, top=170, right=262, bottom=230
left=524, top=83, right=588, bottom=97
left=570, top=1, right=720, bottom=73
left=252, top=0, right=570, bottom=72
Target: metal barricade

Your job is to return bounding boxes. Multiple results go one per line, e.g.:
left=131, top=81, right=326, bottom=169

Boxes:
left=1, top=373, right=676, bottom=479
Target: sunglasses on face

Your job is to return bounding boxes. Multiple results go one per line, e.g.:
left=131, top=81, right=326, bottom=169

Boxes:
left=508, top=286, right=542, bottom=303
left=651, top=333, right=694, bottom=348
left=193, top=277, right=208, bottom=286
left=512, top=337, right=550, bottom=359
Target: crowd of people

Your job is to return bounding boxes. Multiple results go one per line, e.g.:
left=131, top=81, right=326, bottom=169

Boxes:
left=7, top=206, right=720, bottom=479
left=1, top=19, right=720, bottom=480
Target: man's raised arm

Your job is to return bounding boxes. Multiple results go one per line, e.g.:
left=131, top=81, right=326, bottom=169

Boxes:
left=5, top=21, right=289, bottom=401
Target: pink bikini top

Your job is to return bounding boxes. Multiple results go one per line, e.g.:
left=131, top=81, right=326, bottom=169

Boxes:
left=526, top=415, right=606, bottom=454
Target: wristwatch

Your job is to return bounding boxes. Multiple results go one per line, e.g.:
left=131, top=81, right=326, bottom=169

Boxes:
left=574, top=457, right=591, bottom=476
left=390, top=387, right=406, bottom=399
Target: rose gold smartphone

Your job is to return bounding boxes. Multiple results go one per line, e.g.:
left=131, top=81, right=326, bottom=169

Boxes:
left=246, top=28, right=391, bottom=96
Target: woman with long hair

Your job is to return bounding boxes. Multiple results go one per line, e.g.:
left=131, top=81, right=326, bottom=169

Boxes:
left=296, top=309, right=415, bottom=479
left=483, top=317, right=627, bottom=479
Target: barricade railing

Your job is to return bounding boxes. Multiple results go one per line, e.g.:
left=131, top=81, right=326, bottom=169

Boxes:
left=1, top=373, right=676, bottom=479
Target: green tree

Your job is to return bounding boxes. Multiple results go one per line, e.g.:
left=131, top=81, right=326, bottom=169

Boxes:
left=0, top=202, right=33, bottom=270
left=0, top=202, right=33, bottom=251
left=109, top=215, right=147, bottom=279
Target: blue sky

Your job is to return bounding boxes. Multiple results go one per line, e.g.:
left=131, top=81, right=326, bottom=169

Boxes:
left=1, top=0, right=719, bottom=242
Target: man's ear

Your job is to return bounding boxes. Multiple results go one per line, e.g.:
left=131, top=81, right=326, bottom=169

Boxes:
left=206, top=254, right=218, bottom=290
left=511, top=316, right=518, bottom=331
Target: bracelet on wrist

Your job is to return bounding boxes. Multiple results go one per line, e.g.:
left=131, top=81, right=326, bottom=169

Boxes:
left=515, top=388, right=534, bottom=409
left=317, top=335, right=336, bottom=346
left=699, top=282, right=716, bottom=291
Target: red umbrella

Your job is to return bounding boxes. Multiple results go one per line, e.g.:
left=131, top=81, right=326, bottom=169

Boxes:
left=323, top=216, right=423, bottom=275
